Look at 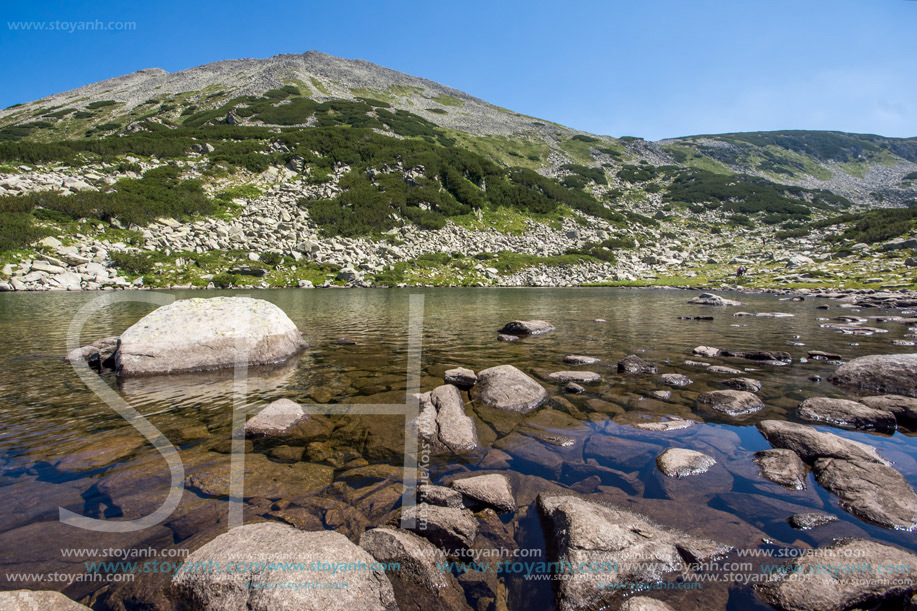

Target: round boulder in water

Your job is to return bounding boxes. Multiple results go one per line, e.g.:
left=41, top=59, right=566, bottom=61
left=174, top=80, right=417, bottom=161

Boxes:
left=116, top=297, right=307, bottom=376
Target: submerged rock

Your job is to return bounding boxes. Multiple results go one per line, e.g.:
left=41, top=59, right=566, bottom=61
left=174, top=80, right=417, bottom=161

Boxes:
left=498, top=320, right=555, bottom=336
left=244, top=398, right=328, bottom=439
left=548, top=371, right=601, bottom=383
left=632, top=418, right=695, bottom=432
left=564, top=355, right=600, bottom=365
left=788, top=512, right=838, bottom=530
left=172, top=523, right=397, bottom=610
left=360, top=527, right=471, bottom=611
left=697, top=390, right=765, bottom=416
left=117, top=297, right=307, bottom=376
left=475, top=364, right=548, bottom=413
left=756, top=539, right=917, bottom=611
left=707, top=365, right=743, bottom=374
left=797, top=397, right=897, bottom=432
left=829, top=353, right=917, bottom=397
left=655, top=448, right=716, bottom=477
left=754, top=449, right=807, bottom=490
left=659, top=373, right=692, bottom=387
left=451, top=473, right=516, bottom=513
left=618, top=355, right=658, bottom=374
left=537, top=494, right=730, bottom=611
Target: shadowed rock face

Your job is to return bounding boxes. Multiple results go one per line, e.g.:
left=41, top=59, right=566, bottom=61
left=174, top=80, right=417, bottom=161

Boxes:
left=172, top=523, right=398, bottom=611
left=858, top=395, right=917, bottom=421
left=359, top=527, right=471, bottom=611
left=537, top=494, right=730, bottom=611
left=829, top=353, right=917, bottom=397
left=116, top=297, right=307, bottom=376
left=756, top=539, right=917, bottom=611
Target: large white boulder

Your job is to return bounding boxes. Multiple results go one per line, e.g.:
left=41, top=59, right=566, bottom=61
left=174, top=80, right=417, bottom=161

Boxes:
left=116, top=297, right=306, bottom=376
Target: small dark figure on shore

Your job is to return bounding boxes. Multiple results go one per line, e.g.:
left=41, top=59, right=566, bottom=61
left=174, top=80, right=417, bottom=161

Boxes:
left=736, top=265, right=748, bottom=278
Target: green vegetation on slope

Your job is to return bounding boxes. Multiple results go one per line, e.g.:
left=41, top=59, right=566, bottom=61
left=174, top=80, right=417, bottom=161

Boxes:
left=0, top=165, right=215, bottom=251
left=664, top=168, right=852, bottom=218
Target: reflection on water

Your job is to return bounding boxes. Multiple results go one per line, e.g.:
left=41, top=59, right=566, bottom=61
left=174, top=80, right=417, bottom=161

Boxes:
left=1, top=287, right=916, bottom=610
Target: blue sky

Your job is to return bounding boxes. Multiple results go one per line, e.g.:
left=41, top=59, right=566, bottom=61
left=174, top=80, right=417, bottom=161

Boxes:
left=1, top=0, right=915, bottom=140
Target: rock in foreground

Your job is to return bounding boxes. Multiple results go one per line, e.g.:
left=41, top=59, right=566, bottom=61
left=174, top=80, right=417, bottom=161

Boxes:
left=829, top=353, right=917, bottom=397
left=360, top=527, right=470, bottom=611
left=172, top=523, right=397, bottom=610
left=757, top=539, right=917, bottom=611
left=117, top=297, right=307, bottom=376
left=0, top=590, right=91, bottom=610
left=537, top=494, right=730, bottom=611
left=475, top=365, right=548, bottom=413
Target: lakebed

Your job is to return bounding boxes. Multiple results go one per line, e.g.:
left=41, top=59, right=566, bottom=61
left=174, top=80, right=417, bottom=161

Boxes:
left=1, top=286, right=917, bottom=610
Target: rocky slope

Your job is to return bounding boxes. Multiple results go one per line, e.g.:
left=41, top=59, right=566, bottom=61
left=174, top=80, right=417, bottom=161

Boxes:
left=0, top=51, right=916, bottom=292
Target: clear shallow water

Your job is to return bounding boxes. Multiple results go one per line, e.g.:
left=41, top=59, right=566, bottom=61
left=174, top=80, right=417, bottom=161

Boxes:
left=1, top=287, right=916, bottom=610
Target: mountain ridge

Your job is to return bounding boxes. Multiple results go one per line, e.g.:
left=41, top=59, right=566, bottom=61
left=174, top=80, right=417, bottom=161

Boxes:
left=0, top=51, right=915, bottom=293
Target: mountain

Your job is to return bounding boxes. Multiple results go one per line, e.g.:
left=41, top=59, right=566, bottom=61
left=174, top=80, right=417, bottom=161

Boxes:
left=1, top=51, right=916, bottom=292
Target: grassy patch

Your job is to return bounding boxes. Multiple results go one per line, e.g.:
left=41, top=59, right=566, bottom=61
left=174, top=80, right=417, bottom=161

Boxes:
left=430, top=94, right=463, bottom=107
left=310, top=77, right=331, bottom=95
